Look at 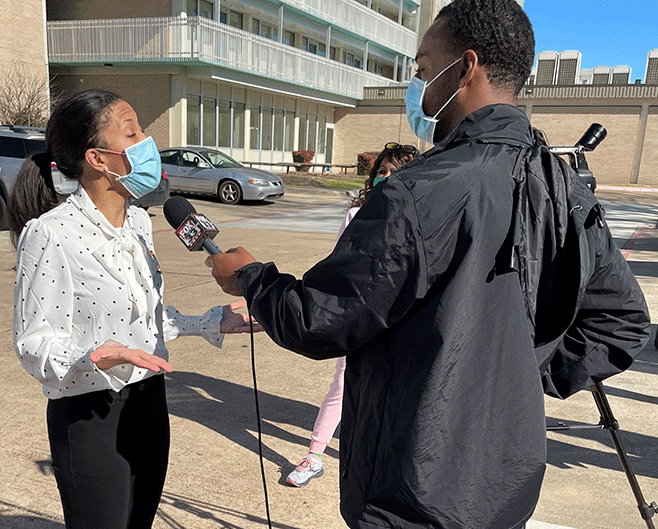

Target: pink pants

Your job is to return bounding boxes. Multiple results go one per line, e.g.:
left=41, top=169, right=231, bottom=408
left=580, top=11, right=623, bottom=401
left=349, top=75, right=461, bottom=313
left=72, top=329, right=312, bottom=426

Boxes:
left=309, top=356, right=346, bottom=455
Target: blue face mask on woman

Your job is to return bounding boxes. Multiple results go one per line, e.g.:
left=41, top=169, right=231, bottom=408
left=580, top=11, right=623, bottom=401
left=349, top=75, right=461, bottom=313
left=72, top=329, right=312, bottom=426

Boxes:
left=99, top=136, right=162, bottom=199
left=405, top=57, right=462, bottom=143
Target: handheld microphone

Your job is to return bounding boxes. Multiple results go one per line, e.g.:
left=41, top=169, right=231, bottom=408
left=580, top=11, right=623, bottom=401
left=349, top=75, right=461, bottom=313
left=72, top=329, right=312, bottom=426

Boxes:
left=163, top=196, right=222, bottom=255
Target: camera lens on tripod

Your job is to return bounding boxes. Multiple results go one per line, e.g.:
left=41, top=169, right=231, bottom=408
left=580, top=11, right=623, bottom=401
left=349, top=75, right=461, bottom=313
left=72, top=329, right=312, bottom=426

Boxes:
left=576, top=123, right=607, bottom=151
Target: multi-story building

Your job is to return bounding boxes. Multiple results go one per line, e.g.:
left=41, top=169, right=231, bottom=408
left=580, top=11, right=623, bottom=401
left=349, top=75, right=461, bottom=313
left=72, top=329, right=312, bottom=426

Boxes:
left=535, top=51, right=559, bottom=85
left=45, top=0, right=421, bottom=166
left=646, top=49, right=658, bottom=85
left=578, top=68, right=593, bottom=85
left=592, top=65, right=612, bottom=84
left=555, top=50, right=581, bottom=85
left=611, top=65, right=632, bottom=85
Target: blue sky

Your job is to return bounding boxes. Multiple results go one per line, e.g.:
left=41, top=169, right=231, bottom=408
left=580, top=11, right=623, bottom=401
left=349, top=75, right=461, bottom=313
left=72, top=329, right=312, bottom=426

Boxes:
left=523, top=1, right=657, bottom=82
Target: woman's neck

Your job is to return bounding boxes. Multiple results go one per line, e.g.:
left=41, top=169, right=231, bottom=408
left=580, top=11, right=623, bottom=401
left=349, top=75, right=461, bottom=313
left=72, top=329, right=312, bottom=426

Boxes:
left=81, top=175, right=128, bottom=228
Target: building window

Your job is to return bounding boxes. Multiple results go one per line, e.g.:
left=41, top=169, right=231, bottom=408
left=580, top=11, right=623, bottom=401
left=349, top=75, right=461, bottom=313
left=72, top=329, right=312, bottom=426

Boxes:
left=250, top=105, right=260, bottom=150
left=187, top=95, right=201, bottom=145
left=308, top=115, right=317, bottom=153
left=298, top=113, right=307, bottom=151
left=303, top=37, right=326, bottom=57
left=230, top=11, right=243, bottom=29
left=274, top=109, right=284, bottom=151
left=342, top=52, right=354, bottom=67
left=218, top=99, right=231, bottom=148
left=233, top=102, right=245, bottom=148
left=283, top=30, right=295, bottom=47
left=330, top=47, right=337, bottom=61
left=187, top=0, right=213, bottom=18
left=285, top=110, right=294, bottom=151
left=318, top=118, right=326, bottom=154
left=262, top=107, right=273, bottom=151
left=253, top=18, right=278, bottom=41
left=203, top=97, right=216, bottom=146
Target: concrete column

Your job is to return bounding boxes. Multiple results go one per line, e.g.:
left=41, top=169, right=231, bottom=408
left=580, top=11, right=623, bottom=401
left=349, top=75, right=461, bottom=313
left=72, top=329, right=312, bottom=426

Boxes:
left=630, top=103, right=649, bottom=184
left=363, top=41, right=369, bottom=71
left=398, top=0, right=404, bottom=25
left=393, top=55, right=399, bottom=81
left=170, top=75, right=187, bottom=147
left=215, top=0, right=220, bottom=20
left=278, top=5, right=284, bottom=43
left=244, top=91, right=252, bottom=158
left=326, top=26, right=332, bottom=53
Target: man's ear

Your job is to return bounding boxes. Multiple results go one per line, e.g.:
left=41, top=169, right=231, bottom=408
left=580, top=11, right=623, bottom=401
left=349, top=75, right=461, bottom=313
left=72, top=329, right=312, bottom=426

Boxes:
left=85, top=148, right=107, bottom=174
left=458, top=50, right=479, bottom=88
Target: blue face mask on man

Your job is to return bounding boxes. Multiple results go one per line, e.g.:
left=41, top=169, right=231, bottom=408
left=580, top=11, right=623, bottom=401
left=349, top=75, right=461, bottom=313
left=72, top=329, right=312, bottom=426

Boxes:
left=405, top=57, right=462, bottom=143
left=99, top=136, right=162, bottom=199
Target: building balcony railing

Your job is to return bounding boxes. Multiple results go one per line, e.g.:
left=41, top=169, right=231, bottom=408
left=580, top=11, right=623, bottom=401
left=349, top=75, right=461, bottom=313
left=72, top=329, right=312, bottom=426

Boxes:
left=280, top=0, right=417, bottom=56
left=47, top=16, right=397, bottom=100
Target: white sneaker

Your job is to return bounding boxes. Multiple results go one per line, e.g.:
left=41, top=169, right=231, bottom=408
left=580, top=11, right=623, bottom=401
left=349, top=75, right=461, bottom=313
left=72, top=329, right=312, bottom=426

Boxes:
left=286, top=453, right=324, bottom=487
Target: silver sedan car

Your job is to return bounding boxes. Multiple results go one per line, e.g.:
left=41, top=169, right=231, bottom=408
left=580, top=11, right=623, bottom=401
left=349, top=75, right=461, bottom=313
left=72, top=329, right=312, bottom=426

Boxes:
left=159, top=146, right=285, bottom=205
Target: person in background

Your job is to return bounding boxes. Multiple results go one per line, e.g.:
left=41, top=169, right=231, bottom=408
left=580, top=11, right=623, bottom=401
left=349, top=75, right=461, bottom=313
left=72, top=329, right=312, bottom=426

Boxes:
left=287, top=142, right=418, bottom=487
left=11, top=89, right=256, bottom=529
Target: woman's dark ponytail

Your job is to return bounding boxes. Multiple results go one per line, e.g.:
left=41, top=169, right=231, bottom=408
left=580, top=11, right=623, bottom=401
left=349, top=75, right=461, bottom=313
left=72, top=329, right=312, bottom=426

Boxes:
left=9, top=152, right=59, bottom=246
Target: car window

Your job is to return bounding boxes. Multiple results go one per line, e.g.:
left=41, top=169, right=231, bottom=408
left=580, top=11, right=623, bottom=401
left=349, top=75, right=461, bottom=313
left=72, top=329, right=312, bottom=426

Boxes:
left=181, top=151, right=201, bottom=167
left=24, top=138, right=47, bottom=157
left=201, top=150, right=241, bottom=168
left=0, top=136, right=27, bottom=158
left=160, top=150, right=180, bottom=165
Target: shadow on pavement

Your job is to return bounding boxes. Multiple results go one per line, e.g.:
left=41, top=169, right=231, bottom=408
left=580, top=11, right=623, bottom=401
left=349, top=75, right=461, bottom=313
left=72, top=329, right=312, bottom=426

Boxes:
left=165, top=371, right=340, bottom=471
left=546, top=417, right=658, bottom=480
left=157, top=491, right=302, bottom=529
left=0, top=500, right=64, bottom=529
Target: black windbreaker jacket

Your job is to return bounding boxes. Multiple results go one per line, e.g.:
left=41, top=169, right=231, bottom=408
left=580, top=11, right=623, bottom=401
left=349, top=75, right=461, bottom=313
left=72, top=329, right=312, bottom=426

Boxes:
left=237, top=105, right=650, bottom=529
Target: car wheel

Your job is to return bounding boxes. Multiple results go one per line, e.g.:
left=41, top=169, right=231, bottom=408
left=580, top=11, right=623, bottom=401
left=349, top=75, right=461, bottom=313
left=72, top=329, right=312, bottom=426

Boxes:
left=0, top=195, right=8, bottom=231
left=218, top=180, right=242, bottom=205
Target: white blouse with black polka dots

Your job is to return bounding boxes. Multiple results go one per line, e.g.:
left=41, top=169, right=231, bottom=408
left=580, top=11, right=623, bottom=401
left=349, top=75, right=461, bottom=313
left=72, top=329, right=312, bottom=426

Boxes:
left=13, top=185, right=221, bottom=399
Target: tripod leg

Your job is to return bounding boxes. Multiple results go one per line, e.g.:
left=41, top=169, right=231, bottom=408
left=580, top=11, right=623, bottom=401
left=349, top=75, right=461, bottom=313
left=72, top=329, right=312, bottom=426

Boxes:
left=590, top=382, right=658, bottom=528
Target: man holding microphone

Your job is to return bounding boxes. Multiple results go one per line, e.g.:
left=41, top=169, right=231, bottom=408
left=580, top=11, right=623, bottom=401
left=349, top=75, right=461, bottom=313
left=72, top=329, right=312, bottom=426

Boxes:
left=208, top=0, right=650, bottom=527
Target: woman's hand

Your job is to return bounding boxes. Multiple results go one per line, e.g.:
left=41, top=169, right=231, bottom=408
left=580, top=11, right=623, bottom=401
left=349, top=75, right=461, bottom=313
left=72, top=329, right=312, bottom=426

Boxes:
left=220, top=299, right=264, bottom=334
left=90, top=342, right=173, bottom=372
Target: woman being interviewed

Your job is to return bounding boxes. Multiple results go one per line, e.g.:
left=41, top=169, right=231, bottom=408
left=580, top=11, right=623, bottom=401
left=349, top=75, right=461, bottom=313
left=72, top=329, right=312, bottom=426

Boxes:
left=11, top=89, right=251, bottom=529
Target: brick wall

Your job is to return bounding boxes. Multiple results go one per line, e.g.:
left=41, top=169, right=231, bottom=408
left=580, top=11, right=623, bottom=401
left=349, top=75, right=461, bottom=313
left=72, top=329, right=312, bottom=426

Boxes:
left=529, top=106, right=641, bottom=186
left=54, top=75, right=172, bottom=149
left=334, top=98, right=658, bottom=187
left=0, top=0, right=47, bottom=85
left=638, top=110, right=658, bottom=186
left=334, top=104, right=422, bottom=165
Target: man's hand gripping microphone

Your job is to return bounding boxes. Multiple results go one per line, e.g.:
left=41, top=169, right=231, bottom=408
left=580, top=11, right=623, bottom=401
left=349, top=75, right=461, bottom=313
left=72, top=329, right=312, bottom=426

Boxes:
left=164, top=196, right=222, bottom=255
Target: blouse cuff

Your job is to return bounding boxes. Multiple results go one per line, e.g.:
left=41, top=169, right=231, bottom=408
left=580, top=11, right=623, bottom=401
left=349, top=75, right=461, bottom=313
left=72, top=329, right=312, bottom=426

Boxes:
left=163, top=305, right=225, bottom=348
left=91, top=338, right=135, bottom=391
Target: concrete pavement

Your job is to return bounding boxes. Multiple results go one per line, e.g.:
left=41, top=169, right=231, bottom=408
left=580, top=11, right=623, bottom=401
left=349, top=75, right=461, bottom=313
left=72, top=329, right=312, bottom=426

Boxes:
left=0, top=186, right=656, bottom=529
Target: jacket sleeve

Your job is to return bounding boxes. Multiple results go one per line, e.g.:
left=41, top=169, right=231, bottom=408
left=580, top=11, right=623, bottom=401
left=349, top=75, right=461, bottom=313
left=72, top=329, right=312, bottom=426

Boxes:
left=236, top=180, right=429, bottom=359
left=542, top=216, right=651, bottom=399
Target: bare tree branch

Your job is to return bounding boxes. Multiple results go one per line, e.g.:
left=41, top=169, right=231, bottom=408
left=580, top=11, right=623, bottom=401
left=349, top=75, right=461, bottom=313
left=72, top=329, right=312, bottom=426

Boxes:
left=0, top=63, right=52, bottom=127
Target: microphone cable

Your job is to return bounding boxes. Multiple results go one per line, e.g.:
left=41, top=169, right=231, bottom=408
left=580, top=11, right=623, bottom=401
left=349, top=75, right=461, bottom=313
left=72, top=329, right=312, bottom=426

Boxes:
left=248, top=308, right=273, bottom=529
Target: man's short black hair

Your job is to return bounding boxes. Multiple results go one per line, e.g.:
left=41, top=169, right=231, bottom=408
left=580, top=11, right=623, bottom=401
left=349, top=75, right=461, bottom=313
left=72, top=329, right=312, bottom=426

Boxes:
left=437, top=0, right=535, bottom=95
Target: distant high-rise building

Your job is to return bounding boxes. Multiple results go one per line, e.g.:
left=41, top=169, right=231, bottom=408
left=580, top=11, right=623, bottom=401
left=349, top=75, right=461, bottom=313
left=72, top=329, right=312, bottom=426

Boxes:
left=536, top=51, right=559, bottom=85
left=579, top=68, right=593, bottom=85
left=592, top=66, right=612, bottom=84
left=611, top=65, right=632, bottom=85
left=556, top=50, right=581, bottom=85
left=646, top=49, right=658, bottom=84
